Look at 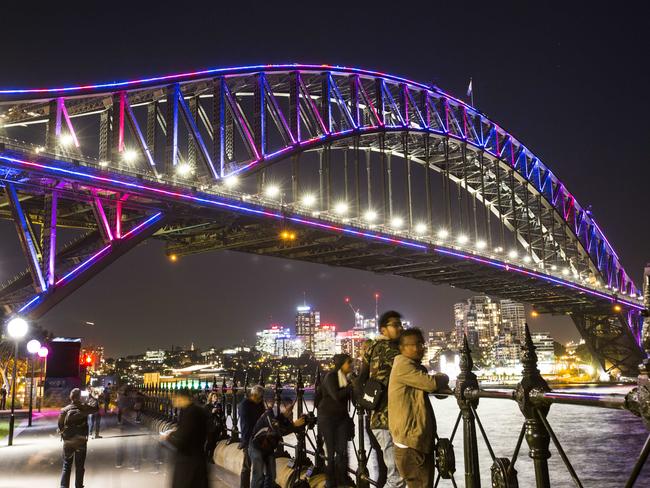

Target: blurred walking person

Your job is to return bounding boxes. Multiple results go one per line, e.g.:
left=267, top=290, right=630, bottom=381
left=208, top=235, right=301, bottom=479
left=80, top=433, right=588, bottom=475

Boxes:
left=318, top=353, right=355, bottom=488
left=388, top=328, right=451, bottom=487
left=58, top=388, right=99, bottom=488
left=163, top=389, right=210, bottom=488
left=0, top=384, right=7, bottom=410
left=238, top=385, right=265, bottom=487
left=356, top=310, right=405, bottom=488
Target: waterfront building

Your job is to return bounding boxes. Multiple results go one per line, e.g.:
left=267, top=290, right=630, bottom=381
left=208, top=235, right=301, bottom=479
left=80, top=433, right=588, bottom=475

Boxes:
left=256, top=324, right=291, bottom=356
left=530, top=331, right=556, bottom=374
left=295, top=304, right=320, bottom=351
left=313, top=324, right=337, bottom=359
left=500, top=299, right=526, bottom=343
left=454, top=295, right=501, bottom=351
left=144, top=349, right=166, bottom=364
left=336, top=329, right=372, bottom=359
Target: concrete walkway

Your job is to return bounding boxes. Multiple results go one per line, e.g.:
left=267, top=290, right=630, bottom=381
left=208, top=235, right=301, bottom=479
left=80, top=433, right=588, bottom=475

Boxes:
left=0, top=411, right=239, bottom=488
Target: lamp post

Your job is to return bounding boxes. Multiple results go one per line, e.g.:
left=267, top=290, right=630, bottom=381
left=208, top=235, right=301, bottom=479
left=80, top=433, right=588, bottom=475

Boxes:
left=6, top=317, right=28, bottom=446
left=26, top=339, right=41, bottom=427
left=37, top=346, right=48, bottom=413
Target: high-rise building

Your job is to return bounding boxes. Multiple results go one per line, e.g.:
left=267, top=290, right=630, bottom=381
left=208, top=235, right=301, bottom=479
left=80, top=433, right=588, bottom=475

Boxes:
left=336, top=329, right=372, bottom=360
left=256, top=324, right=290, bottom=356
left=314, top=324, right=337, bottom=360
left=500, top=299, right=526, bottom=343
left=454, top=296, right=500, bottom=351
left=295, top=305, right=320, bottom=351
left=144, top=350, right=166, bottom=364
left=530, top=332, right=556, bottom=374
left=426, top=330, right=451, bottom=366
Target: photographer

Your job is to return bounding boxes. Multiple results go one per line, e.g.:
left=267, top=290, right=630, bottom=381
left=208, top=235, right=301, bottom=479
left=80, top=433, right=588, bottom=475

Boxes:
left=57, top=388, right=99, bottom=488
left=317, top=353, right=355, bottom=488
left=249, top=398, right=306, bottom=488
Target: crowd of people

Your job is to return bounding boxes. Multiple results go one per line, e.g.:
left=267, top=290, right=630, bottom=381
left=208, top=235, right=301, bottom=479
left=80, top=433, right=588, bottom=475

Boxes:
left=54, top=309, right=449, bottom=488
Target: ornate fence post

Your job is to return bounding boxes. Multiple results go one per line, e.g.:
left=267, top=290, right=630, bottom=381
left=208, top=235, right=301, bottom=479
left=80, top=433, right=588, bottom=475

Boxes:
left=516, top=324, right=551, bottom=488
left=274, top=368, right=289, bottom=457
left=231, top=377, right=240, bottom=443
left=455, top=335, right=481, bottom=488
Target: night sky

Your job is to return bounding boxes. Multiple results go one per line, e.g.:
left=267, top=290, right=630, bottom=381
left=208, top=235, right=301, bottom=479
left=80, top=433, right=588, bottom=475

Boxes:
left=1, top=3, right=648, bottom=357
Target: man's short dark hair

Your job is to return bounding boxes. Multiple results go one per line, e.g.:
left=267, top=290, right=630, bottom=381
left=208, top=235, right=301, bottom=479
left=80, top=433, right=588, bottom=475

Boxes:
left=70, top=388, right=81, bottom=401
left=378, top=310, right=402, bottom=330
left=399, top=327, right=425, bottom=346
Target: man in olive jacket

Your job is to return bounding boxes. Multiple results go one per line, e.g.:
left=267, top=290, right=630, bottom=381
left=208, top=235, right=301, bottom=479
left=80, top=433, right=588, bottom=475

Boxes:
left=388, top=328, right=450, bottom=487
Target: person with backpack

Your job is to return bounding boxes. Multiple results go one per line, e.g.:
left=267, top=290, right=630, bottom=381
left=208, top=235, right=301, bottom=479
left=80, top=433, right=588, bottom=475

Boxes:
left=356, top=310, right=405, bottom=488
left=249, top=397, right=306, bottom=488
left=57, top=388, right=99, bottom=488
left=318, top=353, right=355, bottom=488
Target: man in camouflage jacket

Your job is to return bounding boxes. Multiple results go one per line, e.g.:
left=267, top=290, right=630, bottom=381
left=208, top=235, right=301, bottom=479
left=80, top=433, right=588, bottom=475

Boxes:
left=357, top=310, right=405, bottom=488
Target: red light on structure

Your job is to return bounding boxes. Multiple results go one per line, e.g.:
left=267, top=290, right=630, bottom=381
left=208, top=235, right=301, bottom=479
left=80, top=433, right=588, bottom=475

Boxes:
left=375, top=292, right=380, bottom=299
left=344, top=297, right=350, bottom=303
left=84, top=354, right=93, bottom=365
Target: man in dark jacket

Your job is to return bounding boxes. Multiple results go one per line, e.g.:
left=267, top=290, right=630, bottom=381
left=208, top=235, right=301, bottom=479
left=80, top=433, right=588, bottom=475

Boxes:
left=249, top=398, right=306, bottom=488
left=58, top=388, right=99, bottom=488
left=238, top=385, right=265, bottom=488
left=318, top=354, right=354, bottom=488
left=164, top=389, right=210, bottom=488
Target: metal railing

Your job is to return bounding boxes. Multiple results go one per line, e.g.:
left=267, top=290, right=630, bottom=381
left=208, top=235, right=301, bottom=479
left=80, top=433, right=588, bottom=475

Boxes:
left=135, top=326, right=650, bottom=487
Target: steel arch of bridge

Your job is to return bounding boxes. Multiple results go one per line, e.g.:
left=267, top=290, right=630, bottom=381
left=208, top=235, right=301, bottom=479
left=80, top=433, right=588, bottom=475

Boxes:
left=0, top=64, right=646, bottom=375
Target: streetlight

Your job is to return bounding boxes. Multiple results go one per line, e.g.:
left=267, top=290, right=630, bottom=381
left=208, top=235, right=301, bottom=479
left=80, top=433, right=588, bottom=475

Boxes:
left=37, top=346, right=48, bottom=413
left=6, top=317, right=28, bottom=446
left=26, top=339, right=40, bottom=427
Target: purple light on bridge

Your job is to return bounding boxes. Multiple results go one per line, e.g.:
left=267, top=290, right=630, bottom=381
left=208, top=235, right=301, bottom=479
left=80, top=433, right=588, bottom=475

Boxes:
left=0, top=153, right=642, bottom=314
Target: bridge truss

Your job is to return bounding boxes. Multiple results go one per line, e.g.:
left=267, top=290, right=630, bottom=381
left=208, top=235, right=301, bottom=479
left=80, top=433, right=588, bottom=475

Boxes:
left=0, top=64, right=646, bottom=374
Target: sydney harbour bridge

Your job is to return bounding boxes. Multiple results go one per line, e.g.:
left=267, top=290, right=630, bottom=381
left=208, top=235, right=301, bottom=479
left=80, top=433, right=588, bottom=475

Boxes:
left=0, top=64, right=646, bottom=375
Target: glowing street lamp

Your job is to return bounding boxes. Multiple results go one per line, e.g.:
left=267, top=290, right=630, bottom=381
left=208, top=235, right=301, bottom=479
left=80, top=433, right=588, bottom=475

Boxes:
left=391, top=217, right=404, bottom=229
left=457, top=234, right=469, bottom=245
left=37, top=346, right=48, bottom=413
left=6, top=317, right=28, bottom=446
left=437, top=229, right=449, bottom=239
left=59, top=134, right=74, bottom=147
left=414, top=223, right=427, bottom=235
left=476, top=240, right=487, bottom=250
left=26, top=339, right=40, bottom=427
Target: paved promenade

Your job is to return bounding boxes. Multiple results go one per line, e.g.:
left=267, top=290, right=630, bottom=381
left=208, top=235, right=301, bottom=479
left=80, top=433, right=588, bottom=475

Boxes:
left=0, top=410, right=238, bottom=488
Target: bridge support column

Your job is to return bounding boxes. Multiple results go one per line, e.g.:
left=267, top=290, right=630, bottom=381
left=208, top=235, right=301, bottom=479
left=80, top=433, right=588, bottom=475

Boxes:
left=455, top=335, right=481, bottom=488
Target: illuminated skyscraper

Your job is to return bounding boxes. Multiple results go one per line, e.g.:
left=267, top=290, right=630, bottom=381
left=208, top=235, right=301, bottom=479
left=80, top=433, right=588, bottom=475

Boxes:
left=454, top=295, right=501, bottom=351
left=295, top=305, right=320, bottom=351
left=314, top=324, right=337, bottom=360
left=499, top=299, right=526, bottom=343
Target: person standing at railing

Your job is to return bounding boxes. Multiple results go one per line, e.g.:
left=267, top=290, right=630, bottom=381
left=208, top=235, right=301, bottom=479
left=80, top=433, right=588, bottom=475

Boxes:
left=249, top=397, right=306, bottom=488
left=356, top=310, right=405, bottom=488
left=388, top=328, right=451, bottom=488
left=237, top=385, right=265, bottom=487
left=318, top=353, right=355, bottom=488
left=162, top=389, right=210, bottom=488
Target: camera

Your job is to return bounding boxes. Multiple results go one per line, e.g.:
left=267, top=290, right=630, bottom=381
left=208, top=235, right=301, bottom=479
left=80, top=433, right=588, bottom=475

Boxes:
left=302, top=412, right=317, bottom=429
